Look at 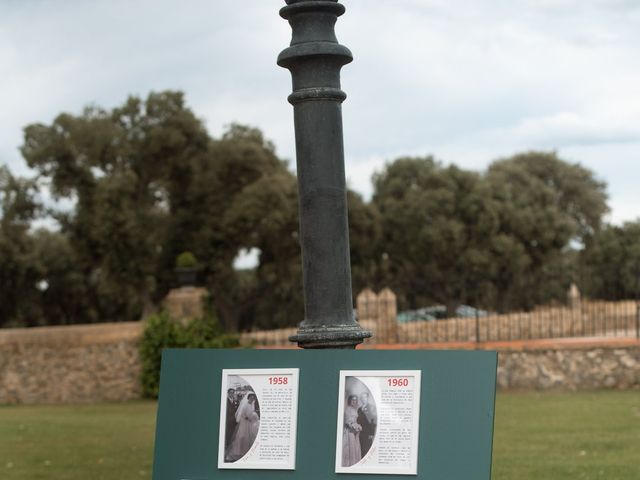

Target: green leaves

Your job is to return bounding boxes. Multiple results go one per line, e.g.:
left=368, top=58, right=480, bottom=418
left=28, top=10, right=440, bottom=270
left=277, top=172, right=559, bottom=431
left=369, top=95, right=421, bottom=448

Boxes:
left=371, top=151, right=609, bottom=313
left=18, top=91, right=210, bottom=324
left=581, top=222, right=640, bottom=299
left=1, top=90, right=617, bottom=330
left=0, top=167, right=44, bottom=327
left=372, top=157, right=498, bottom=313
left=139, top=311, right=239, bottom=398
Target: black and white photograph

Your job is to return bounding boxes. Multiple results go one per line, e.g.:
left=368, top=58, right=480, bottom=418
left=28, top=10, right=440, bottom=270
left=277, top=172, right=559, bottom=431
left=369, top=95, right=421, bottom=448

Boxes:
left=342, top=377, right=378, bottom=467
left=223, top=375, right=260, bottom=463
left=335, top=370, right=421, bottom=475
left=218, top=368, right=299, bottom=470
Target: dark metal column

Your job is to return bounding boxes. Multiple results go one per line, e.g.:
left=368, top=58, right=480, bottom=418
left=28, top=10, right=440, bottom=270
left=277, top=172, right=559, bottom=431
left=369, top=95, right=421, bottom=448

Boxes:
left=278, top=0, right=371, bottom=348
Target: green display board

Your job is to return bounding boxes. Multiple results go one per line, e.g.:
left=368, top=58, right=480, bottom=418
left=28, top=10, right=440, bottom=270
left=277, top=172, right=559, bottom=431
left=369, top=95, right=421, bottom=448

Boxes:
left=152, top=349, right=497, bottom=480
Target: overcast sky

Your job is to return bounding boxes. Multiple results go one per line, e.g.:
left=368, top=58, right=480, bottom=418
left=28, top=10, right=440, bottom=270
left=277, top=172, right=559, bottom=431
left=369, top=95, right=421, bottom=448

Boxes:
left=2, top=0, right=639, bottom=224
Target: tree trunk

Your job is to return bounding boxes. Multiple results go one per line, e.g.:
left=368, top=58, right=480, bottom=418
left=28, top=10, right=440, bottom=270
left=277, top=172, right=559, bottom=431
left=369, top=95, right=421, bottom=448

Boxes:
left=210, top=289, right=241, bottom=333
left=446, top=300, right=459, bottom=319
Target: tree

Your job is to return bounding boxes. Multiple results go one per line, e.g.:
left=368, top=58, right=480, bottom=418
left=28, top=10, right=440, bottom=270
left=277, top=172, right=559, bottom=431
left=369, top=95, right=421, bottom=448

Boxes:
left=0, top=166, right=42, bottom=326
left=13, top=91, right=613, bottom=329
left=580, top=222, right=640, bottom=300
left=372, top=157, right=499, bottom=315
left=486, top=151, right=608, bottom=310
left=369, top=152, right=609, bottom=315
left=223, top=170, right=303, bottom=330
left=347, top=189, right=383, bottom=296
left=21, top=91, right=210, bottom=322
left=159, top=124, right=300, bottom=331
left=30, top=229, right=96, bottom=325
left=490, top=151, right=608, bottom=242
left=20, top=91, right=307, bottom=330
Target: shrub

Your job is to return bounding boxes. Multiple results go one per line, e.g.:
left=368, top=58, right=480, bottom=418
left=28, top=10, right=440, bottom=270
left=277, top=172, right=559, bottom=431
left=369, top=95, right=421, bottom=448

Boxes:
left=175, top=251, right=198, bottom=269
left=139, top=311, right=239, bottom=398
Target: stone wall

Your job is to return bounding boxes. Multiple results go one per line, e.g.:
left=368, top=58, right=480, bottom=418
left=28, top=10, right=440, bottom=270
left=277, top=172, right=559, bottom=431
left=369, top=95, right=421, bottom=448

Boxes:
left=496, top=343, right=640, bottom=391
left=367, top=338, right=640, bottom=391
left=0, top=322, right=143, bottom=404
left=1, top=322, right=638, bottom=404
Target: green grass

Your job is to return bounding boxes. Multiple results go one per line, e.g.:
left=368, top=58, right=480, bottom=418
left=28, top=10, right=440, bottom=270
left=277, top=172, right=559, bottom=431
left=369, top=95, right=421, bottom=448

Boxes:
left=0, top=402, right=156, bottom=480
left=0, top=391, right=638, bottom=479
left=492, top=390, right=640, bottom=480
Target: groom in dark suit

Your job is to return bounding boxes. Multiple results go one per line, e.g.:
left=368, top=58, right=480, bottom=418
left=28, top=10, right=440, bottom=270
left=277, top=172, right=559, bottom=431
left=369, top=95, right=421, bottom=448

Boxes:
left=225, top=388, right=239, bottom=450
left=357, top=392, right=377, bottom=456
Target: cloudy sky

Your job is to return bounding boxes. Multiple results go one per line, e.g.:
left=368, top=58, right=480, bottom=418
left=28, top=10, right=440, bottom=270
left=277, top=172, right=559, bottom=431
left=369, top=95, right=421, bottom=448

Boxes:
left=2, top=0, right=639, bottom=224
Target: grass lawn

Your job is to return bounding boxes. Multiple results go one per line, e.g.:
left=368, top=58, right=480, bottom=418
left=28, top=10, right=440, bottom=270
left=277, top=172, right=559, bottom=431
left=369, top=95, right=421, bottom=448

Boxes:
left=493, top=390, right=640, bottom=480
left=0, top=402, right=155, bottom=480
left=1, top=391, right=638, bottom=479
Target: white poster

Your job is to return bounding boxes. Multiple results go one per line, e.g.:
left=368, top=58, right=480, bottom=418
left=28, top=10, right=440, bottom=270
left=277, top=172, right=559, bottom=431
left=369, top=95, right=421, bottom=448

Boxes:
left=335, top=370, right=421, bottom=475
left=218, top=368, right=299, bottom=470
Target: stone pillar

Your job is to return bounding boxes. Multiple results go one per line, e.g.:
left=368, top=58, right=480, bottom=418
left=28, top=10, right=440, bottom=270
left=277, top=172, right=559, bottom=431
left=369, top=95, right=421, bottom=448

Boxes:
left=163, top=287, right=208, bottom=325
left=356, top=288, right=379, bottom=342
left=378, top=288, right=398, bottom=344
left=568, top=283, right=581, bottom=309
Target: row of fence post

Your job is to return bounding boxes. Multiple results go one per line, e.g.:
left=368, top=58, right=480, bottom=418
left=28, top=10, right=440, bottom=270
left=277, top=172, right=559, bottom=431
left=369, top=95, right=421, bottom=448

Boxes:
left=356, top=289, right=640, bottom=345
left=238, top=289, right=640, bottom=347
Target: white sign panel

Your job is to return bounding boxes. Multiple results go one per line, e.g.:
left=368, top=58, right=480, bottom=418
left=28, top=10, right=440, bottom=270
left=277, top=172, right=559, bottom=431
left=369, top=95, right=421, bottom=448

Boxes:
left=335, top=370, right=421, bottom=475
left=218, top=368, right=299, bottom=470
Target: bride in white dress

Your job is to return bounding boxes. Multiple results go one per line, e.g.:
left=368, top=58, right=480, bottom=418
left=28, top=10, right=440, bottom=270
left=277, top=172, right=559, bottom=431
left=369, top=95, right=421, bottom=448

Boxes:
left=228, top=392, right=260, bottom=461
